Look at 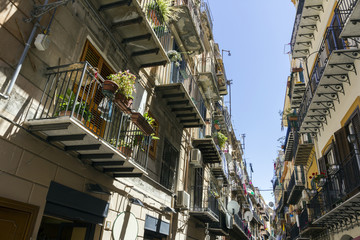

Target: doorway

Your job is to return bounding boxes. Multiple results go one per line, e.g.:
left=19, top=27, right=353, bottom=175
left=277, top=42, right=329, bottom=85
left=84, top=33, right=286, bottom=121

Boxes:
left=37, top=216, right=94, bottom=240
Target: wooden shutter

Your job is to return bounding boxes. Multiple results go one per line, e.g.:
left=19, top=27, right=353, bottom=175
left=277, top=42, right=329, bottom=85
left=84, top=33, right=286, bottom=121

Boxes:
left=334, top=127, right=350, bottom=164
left=351, top=111, right=360, bottom=150
left=79, top=40, right=115, bottom=136
left=318, top=157, right=326, bottom=175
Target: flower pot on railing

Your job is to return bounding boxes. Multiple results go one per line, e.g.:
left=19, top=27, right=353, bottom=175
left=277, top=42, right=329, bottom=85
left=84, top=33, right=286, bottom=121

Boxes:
left=318, top=178, right=326, bottom=187
left=131, top=112, right=155, bottom=135
left=119, top=146, right=132, bottom=157
left=292, top=67, right=303, bottom=73
left=102, top=80, right=119, bottom=98
left=114, top=92, right=133, bottom=114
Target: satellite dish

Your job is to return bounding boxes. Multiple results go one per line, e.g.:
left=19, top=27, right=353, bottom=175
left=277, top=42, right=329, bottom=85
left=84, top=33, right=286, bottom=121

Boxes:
left=243, top=211, right=253, bottom=222
left=227, top=200, right=240, bottom=215
left=113, top=212, right=138, bottom=240
left=269, top=202, right=274, bottom=207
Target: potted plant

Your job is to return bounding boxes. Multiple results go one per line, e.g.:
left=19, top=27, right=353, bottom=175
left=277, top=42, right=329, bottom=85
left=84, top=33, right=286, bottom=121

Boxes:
left=131, top=111, right=156, bottom=135
left=147, top=0, right=181, bottom=25
left=107, top=70, right=136, bottom=114
left=309, top=172, right=326, bottom=186
left=167, top=50, right=182, bottom=67
left=214, top=132, right=227, bottom=149
left=110, top=138, right=133, bottom=157
left=57, top=89, right=92, bottom=122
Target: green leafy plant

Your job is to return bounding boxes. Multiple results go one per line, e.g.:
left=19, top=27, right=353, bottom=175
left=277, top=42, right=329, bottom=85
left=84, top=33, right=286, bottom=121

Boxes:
left=107, top=70, right=136, bottom=99
left=147, top=0, right=182, bottom=23
left=144, top=112, right=160, bottom=140
left=309, top=172, right=326, bottom=184
left=167, top=50, right=182, bottom=67
left=215, top=132, right=227, bottom=149
left=57, top=89, right=92, bottom=122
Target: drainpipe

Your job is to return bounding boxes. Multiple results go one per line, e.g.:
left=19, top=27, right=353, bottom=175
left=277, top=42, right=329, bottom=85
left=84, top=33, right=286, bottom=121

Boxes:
left=0, top=0, right=49, bottom=100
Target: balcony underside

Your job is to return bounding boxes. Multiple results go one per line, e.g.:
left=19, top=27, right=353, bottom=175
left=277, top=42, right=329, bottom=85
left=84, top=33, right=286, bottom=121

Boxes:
left=288, top=184, right=305, bottom=205
left=209, top=211, right=229, bottom=236
left=93, top=0, right=169, bottom=68
left=213, top=111, right=228, bottom=134
left=292, top=0, right=323, bottom=58
left=198, top=72, right=221, bottom=101
left=190, top=209, right=219, bottom=223
left=231, top=226, right=249, bottom=240
left=300, top=225, right=325, bottom=238
left=24, top=117, right=146, bottom=177
left=216, top=72, right=228, bottom=96
left=313, top=191, right=360, bottom=227
left=155, top=83, right=205, bottom=128
left=170, top=6, right=204, bottom=53
left=294, top=143, right=314, bottom=165
left=192, top=138, right=221, bottom=164
left=300, top=49, right=360, bottom=134
left=208, top=228, right=228, bottom=236
left=284, top=130, right=294, bottom=161
left=211, top=167, right=228, bottom=185
left=340, top=0, right=360, bottom=38
left=291, top=82, right=306, bottom=108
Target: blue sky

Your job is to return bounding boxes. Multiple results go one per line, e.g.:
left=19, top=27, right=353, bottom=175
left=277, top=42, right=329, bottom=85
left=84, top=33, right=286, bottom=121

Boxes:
left=207, top=1, right=296, bottom=204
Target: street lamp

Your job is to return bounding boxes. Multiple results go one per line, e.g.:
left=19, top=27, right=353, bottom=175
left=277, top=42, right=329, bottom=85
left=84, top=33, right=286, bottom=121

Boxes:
left=222, top=49, right=231, bottom=59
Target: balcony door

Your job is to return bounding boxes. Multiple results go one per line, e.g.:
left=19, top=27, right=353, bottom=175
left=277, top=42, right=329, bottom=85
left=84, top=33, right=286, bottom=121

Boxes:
left=193, top=168, right=203, bottom=210
left=79, top=40, right=115, bottom=137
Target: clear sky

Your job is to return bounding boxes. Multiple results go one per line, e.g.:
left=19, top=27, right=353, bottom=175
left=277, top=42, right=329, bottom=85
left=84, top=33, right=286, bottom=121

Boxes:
left=207, top=0, right=296, bottom=204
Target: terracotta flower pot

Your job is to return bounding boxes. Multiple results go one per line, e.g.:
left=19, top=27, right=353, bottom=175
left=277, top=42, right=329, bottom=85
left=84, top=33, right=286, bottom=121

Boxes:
left=102, top=80, right=119, bottom=97
left=114, top=92, right=133, bottom=114
left=131, top=112, right=155, bottom=135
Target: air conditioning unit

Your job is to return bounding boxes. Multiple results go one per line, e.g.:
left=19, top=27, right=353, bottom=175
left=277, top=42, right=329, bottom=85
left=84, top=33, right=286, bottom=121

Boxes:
left=176, top=191, right=190, bottom=210
left=190, top=148, right=202, bottom=167
left=205, top=122, right=212, bottom=137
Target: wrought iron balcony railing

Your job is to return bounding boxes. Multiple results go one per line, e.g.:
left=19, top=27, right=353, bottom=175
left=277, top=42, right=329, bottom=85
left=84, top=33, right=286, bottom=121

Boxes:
left=309, top=151, right=360, bottom=220
left=31, top=62, right=152, bottom=171
left=289, top=224, right=300, bottom=239
left=190, top=187, right=220, bottom=222
left=337, top=0, right=359, bottom=25
left=234, top=213, right=252, bottom=239
left=200, top=0, right=213, bottom=31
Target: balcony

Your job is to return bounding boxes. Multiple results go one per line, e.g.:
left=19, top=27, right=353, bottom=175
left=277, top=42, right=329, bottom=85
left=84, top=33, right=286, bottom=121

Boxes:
left=298, top=207, right=325, bottom=238
left=298, top=25, right=360, bottom=135
left=192, top=138, right=221, bottom=164
left=200, top=0, right=214, bottom=39
left=197, top=57, right=221, bottom=101
left=90, top=0, right=171, bottom=68
left=25, top=62, right=153, bottom=177
left=233, top=214, right=251, bottom=240
left=284, top=127, right=295, bottom=161
left=290, top=73, right=306, bottom=108
left=155, top=63, right=206, bottom=128
left=171, top=0, right=204, bottom=53
left=211, top=152, right=229, bottom=185
left=208, top=211, right=230, bottom=236
left=190, top=188, right=220, bottom=222
left=252, top=211, right=263, bottom=225
left=291, top=0, right=324, bottom=58
left=213, top=102, right=231, bottom=134
left=339, top=0, right=360, bottom=38
left=310, top=151, right=360, bottom=227
left=287, top=166, right=305, bottom=205
left=289, top=224, right=300, bottom=240
left=294, top=135, right=315, bottom=166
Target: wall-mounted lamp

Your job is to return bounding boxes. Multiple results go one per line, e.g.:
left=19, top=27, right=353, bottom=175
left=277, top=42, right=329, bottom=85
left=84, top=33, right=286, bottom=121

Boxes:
left=221, top=49, right=231, bottom=58
left=129, top=197, right=144, bottom=207
left=86, top=183, right=111, bottom=195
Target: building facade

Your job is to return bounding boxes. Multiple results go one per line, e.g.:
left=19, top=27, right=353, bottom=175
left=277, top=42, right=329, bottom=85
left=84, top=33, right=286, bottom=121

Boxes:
left=0, top=0, right=272, bottom=239
left=275, top=0, right=360, bottom=239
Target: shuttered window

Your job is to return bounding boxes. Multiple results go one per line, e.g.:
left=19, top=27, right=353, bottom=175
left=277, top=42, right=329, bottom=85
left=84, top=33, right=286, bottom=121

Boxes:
left=160, top=140, right=179, bottom=191
left=334, top=126, right=350, bottom=164
left=80, top=40, right=115, bottom=136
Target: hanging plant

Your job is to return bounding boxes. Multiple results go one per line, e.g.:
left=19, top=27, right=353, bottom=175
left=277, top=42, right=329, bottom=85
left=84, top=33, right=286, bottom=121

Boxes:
left=167, top=50, right=182, bottom=67
left=214, top=132, right=227, bottom=149
left=107, top=70, right=136, bottom=99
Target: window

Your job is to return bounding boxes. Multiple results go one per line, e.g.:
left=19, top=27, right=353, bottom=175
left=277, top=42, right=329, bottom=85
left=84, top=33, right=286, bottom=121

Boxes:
left=160, top=140, right=179, bottom=190
left=148, top=112, right=159, bottom=160
left=79, top=40, right=115, bottom=136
